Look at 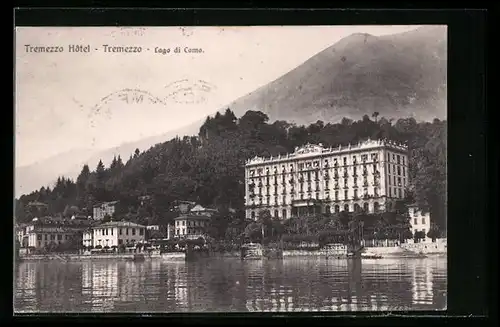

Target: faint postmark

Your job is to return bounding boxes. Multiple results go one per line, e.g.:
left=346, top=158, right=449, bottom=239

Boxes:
left=92, top=88, right=167, bottom=113
left=164, top=79, right=216, bottom=104
left=110, top=27, right=146, bottom=38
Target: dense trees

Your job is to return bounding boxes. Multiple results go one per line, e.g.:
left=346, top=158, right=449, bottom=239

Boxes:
left=15, top=109, right=447, bottom=232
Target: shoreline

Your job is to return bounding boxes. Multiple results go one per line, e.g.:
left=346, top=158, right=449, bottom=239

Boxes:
left=17, top=248, right=446, bottom=262
left=18, top=252, right=185, bottom=262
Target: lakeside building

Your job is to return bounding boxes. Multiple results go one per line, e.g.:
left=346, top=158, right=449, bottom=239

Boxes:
left=408, top=206, right=432, bottom=242
left=244, top=139, right=409, bottom=220
left=166, top=203, right=216, bottom=240
left=83, top=221, right=146, bottom=248
left=172, top=215, right=211, bottom=240
left=92, top=201, right=119, bottom=220
left=17, top=216, right=93, bottom=251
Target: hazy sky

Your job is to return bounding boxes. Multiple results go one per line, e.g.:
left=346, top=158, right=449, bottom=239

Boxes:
left=15, top=25, right=420, bottom=167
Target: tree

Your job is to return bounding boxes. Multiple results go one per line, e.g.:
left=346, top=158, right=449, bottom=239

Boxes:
left=427, top=223, right=441, bottom=242
left=372, top=111, right=380, bottom=123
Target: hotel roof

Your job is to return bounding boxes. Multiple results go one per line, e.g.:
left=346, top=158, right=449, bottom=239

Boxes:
left=174, top=215, right=211, bottom=220
left=93, top=221, right=146, bottom=228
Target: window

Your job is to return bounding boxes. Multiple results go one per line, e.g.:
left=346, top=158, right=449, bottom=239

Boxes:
left=37, top=234, right=42, bottom=241
left=282, top=209, right=287, bottom=219
left=398, top=188, right=402, bottom=198
left=397, top=155, right=400, bottom=164
left=57, top=234, right=62, bottom=240
left=397, top=166, right=401, bottom=175
left=44, top=234, right=48, bottom=240
left=139, top=229, right=144, bottom=236
left=422, top=218, right=426, bottom=224
left=343, top=157, right=347, bottom=165
left=403, top=167, right=406, bottom=175
left=335, top=191, right=338, bottom=201
left=354, top=189, right=358, bottom=199
left=120, top=228, right=123, bottom=235
left=388, top=164, right=391, bottom=174
left=118, top=239, right=123, bottom=245
left=110, top=228, right=113, bottom=236
left=251, top=211, right=255, bottom=219
left=392, top=154, right=395, bottom=160
left=413, top=210, right=418, bottom=217
left=51, top=235, right=55, bottom=240
left=126, top=228, right=129, bottom=235
left=132, top=228, right=136, bottom=235
left=388, top=187, right=392, bottom=197
left=334, top=205, right=340, bottom=213
left=274, top=210, right=279, bottom=218
left=344, top=204, right=349, bottom=212
left=414, top=218, right=418, bottom=225
left=373, top=202, right=380, bottom=212
left=344, top=190, right=348, bottom=200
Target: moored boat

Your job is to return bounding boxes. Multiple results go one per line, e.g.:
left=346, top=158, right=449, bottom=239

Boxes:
left=241, top=243, right=263, bottom=260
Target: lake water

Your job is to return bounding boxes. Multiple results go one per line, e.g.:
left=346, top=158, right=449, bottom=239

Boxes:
left=14, top=257, right=446, bottom=313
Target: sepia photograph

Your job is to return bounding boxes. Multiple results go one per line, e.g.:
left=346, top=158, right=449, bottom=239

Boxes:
left=14, top=25, right=447, bottom=313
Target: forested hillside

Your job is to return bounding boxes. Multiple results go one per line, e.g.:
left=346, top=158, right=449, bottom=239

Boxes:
left=15, top=109, right=447, bottom=230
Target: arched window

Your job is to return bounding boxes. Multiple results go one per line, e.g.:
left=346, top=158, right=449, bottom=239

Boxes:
left=344, top=204, right=350, bottom=212
left=374, top=202, right=380, bottom=213
left=282, top=209, right=287, bottom=219
left=274, top=210, right=279, bottom=218
left=363, top=202, right=369, bottom=212
left=334, top=205, right=340, bottom=213
left=325, top=205, right=331, bottom=214
left=251, top=211, right=255, bottom=220
left=354, top=203, right=361, bottom=212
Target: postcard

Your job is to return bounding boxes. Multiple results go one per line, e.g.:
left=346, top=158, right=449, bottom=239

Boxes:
left=14, top=25, right=447, bottom=313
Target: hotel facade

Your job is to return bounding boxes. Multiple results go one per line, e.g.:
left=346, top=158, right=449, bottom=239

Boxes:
left=83, top=221, right=146, bottom=248
left=244, top=139, right=409, bottom=220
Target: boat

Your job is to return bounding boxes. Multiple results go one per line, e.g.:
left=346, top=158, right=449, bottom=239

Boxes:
left=322, top=243, right=349, bottom=259
left=361, top=253, right=383, bottom=259
left=240, top=243, right=263, bottom=260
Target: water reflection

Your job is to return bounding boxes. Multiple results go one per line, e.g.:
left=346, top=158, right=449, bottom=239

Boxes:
left=15, top=257, right=447, bottom=313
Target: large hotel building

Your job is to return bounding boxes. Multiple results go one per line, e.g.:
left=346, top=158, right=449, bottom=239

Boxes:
left=244, top=139, right=409, bottom=220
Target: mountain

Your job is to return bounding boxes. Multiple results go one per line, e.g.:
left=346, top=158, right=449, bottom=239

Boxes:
left=224, top=26, right=447, bottom=124
left=15, top=26, right=446, bottom=197
left=15, top=120, right=202, bottom=197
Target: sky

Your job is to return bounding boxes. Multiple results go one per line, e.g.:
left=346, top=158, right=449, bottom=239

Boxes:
left=15, top=25, right=420, bottom=168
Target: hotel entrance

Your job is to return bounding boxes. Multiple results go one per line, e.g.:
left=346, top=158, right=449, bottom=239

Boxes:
left=291, top=199, right=322, bottom=217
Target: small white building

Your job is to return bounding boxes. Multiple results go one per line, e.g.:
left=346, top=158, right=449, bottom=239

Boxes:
left=173, top=215, right=210, bottom=240
left=408, top=206, right=431, bottom=242
left=84, top=221, right=146, bottom=248
left=146, top=225, right=160, bottom=231
left=92, top=201, right=119, bottom=220
left=189, top=204, right=218, bottom=217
